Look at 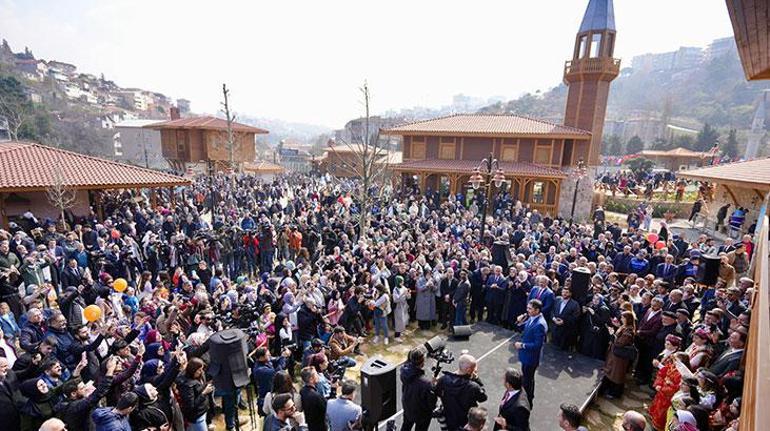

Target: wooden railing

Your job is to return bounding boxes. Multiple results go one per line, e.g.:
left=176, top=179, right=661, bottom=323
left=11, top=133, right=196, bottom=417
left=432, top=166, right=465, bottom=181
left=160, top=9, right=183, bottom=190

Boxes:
left=564, top=57, right=621, bottom=76
left=739, top=214, right=770, bottom=431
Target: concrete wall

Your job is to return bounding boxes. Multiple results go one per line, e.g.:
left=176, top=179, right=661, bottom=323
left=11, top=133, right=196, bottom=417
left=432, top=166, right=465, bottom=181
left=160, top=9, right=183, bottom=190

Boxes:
left=114, top=126, right=167, bottom=170
left=701, top=184, right=766, bottom=231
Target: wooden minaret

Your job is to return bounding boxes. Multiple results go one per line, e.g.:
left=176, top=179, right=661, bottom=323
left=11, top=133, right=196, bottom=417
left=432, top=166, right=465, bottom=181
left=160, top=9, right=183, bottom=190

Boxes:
left=563, top=0, right=620, bottom=166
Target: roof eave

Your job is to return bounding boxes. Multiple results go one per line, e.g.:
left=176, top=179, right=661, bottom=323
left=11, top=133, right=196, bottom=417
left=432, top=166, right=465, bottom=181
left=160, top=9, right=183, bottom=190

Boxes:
left=380, top=130, right=591, bottom=139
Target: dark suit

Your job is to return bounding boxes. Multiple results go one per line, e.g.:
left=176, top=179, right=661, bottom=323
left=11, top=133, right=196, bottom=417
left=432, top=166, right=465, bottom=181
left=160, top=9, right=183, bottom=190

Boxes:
left=493, top=390, right=530, bottom=431
left=0, top=369, right=21, bottom=431
left=709, top=349, right=744, bottom=377
left=551, top=297, right=580, bottom=351
left=634, top=309, right=662, bottom=384
left=300, top=384, right=327, bottom=431
left=655, top=263, right=677, bottom=283
left=60, top=266, right=83, bottom=289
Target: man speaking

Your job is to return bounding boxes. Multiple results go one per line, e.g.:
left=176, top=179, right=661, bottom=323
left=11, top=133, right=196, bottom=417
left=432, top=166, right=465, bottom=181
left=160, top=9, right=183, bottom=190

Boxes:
left=514, top=299, right=547, bottom=406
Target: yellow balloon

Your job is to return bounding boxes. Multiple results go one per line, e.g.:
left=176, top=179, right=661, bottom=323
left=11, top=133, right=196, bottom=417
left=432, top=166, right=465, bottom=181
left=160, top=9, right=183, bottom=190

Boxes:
left=114, top=278, right=128, bottom=293
left=84, top=305, right=102, bottom=322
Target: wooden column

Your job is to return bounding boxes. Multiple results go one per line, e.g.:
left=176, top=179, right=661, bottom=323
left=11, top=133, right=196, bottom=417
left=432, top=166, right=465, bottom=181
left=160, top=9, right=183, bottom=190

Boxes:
left=0, top=193, right=8, bottom=229
left=150, top=189, right=158, bottom=208
left=94, top=191, right=104, bottom=221
left=169, top=187, right=176, bottom=206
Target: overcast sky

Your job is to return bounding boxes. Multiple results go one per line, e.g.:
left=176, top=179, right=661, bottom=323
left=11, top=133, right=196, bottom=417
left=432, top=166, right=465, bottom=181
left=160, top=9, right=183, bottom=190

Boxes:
left=0, top=0, right=735, bottom=129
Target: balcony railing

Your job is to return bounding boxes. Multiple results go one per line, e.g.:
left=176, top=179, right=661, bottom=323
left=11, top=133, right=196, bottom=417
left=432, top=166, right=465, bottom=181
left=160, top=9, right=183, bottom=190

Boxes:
left=564, top=57, right=621, bottom=76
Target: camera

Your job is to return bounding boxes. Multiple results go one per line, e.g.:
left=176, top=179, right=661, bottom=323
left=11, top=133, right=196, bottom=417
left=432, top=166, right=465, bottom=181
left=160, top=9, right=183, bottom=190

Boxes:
left=423, top=336, right=455, bottom=378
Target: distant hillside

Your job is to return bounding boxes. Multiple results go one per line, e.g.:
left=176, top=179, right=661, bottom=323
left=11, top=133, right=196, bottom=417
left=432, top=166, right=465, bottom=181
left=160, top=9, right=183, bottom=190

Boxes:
left=479, top=47, right=770, bottom=151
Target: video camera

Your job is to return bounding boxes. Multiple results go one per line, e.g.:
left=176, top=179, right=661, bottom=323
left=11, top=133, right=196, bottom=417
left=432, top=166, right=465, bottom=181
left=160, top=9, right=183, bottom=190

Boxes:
left=423, top=336, right=454, bottom=378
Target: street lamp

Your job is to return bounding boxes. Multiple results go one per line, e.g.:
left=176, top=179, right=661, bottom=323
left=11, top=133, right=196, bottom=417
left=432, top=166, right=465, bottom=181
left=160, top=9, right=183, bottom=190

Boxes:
left=469, top=152, right=506, bottom=245
left=569, top=158, right=588, bottom=226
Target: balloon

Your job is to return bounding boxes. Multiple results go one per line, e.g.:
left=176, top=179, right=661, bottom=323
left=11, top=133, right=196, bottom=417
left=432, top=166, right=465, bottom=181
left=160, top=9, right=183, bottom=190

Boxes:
left=646, top=233, right=659, bottom=243
left=113, top=278, right=128, bottom=293
left=655, top=240, right=666, bottom=250
left=84, top=305, right=102, bottom=322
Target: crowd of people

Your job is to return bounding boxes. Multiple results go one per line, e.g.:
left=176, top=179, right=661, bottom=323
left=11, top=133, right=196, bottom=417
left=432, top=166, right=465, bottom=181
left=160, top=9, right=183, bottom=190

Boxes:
left=0, top=171, right=759, bottom=431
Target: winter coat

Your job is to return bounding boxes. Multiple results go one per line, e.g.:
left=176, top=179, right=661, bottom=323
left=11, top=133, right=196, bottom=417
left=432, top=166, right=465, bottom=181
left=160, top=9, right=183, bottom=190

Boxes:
left=415, top=277, right=436, bottom=322
left=399, top=362, right=436, bottom=422
left=54, top=375, right=113, bottom=431
left=91, top=407, right=131, bottom=431
left=392, top=286, right=409, bottom=334
left=175, top=374, right=210, bottom=422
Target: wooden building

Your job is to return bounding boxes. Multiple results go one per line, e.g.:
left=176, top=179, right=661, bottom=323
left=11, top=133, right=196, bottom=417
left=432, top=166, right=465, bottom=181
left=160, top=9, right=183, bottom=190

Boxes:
left=0, top=141, right=190, bottom=228
left=383, top=115, right=588, bottom=216
left=314, top=144, right=402, bottom=178
left=147, top=116, right=268, bottom=173
left=242, top=160, right=286, bottom=182
left=638, top=147, right=713, bottom=171
left=384, top=0, right=619, bottom=218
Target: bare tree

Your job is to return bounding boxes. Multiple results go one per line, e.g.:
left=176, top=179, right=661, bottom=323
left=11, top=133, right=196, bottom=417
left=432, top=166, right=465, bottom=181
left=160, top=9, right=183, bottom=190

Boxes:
left=220, top=83, right=240, bottom=187
left=46, top=153, right=77, bottom=229
left=0, top=92, right=32, bottom=140
left=331, top=82, right=392, bottom=241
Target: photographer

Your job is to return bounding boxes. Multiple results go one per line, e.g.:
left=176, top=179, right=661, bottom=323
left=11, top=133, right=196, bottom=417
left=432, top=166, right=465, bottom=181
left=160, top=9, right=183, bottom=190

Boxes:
left=253, top=346, right=291, bottom=416
left=328, top=326, right=360, bottom=368
left=435, top=354, right=487, bottom=431
left=400, top=348, right=437, bottom=431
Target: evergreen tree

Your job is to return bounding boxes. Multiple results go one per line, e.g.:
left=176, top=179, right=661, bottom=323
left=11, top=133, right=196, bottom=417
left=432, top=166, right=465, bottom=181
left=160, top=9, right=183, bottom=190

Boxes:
left=723, top=128, right=740, bottom=159
left=650, top=137, right=670, bottom=150
left=695, top=123, right=720, bottom=152
left=626, top=135, right=644, bottom=155
left=603, top=134, right=622, bottom=155
left=673, top=135, right=695, bottom=150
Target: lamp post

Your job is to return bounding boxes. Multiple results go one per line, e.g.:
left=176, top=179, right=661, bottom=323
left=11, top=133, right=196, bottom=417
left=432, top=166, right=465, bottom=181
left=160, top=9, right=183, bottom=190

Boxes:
left=569, top=158, right=588, bottom=226
left=469, top=152, right=506, bottom=245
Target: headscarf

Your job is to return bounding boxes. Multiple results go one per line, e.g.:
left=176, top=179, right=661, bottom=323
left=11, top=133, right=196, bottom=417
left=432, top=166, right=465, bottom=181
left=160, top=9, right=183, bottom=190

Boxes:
left=140, top=359, right=162, bottom=384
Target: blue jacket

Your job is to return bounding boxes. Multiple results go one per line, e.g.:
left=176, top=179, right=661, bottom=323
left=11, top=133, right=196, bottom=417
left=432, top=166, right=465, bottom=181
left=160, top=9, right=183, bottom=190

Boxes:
left=629, top=257, right=649, bottom=276
left=517, top=314, right=547, bottom=366
left=484, top=274, right=508, bottom=303
left=612, top=252, right=633, bottom=274
left=527, top=287, right=554, bottom=320
left=252, top=356, right=287, bottom=400
left=91, top=407, right=131, bottom=431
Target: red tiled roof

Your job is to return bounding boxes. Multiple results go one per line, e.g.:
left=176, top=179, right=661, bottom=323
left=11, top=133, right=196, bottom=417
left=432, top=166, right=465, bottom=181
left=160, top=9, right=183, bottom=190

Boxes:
left=147, top=116, right=269, bottom=134
left=640, top=147, right=710, bottom=158
left=677, top=157, right=770, bottom=191
left=381, top=114, right=591, bottom=138
left=243, top=160, right=286, bottom=173
left=391, top=159, right=567, bottom=178
left=0, top=141, right=190, bottom=191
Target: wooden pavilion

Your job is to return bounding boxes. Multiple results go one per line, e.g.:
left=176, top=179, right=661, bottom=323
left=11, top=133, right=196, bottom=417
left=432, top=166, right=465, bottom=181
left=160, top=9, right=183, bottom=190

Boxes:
left=0, top=141, right=190, bottom=228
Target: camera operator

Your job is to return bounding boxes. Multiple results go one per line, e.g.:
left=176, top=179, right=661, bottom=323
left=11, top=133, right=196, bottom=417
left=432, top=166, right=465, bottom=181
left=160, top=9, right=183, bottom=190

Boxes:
left=303, top=338, right=326, bottom=367
left=329, top=326, right=361, bottom=368
left=400, top=348, right=437, bottom=431
left=253, top=346, right=292, bottom=416
left=326, top=380, right=362, bottom=431
left=434, top=354, right=487, bottom=431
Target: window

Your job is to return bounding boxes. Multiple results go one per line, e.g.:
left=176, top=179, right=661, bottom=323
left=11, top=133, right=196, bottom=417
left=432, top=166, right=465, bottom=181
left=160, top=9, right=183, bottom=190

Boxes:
left=439, top=142, right=455, bottom=160
left=501, top=144, right=518, bottom=162
left=578, top=36, right=588, bottom=59
left=411, top=141, right=426, bottom=159
left=606, top=33, right=615, bottom=57
left=590, top=33, right=602, bottom=58
left=534, top=144, right=551, bottom=165
left=532, top=182, right=545, bottom=204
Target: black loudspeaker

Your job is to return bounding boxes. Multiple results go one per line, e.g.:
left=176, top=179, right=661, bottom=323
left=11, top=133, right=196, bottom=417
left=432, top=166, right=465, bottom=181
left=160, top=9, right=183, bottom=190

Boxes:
left=208, top=329, right=250, bottom=391
left=491, top=241, right=513, bottom=273
left=571, top=267, right=591, bottom=305
left=450, top=325, right=473, bottom=340
left=700, top=255, right=720, bottom=286
left=360, top=357, right=397, bottom=425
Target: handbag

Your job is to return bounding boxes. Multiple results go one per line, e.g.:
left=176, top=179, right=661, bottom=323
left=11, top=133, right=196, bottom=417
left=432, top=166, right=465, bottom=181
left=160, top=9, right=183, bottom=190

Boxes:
left=612, top=343, right=638, bottom=361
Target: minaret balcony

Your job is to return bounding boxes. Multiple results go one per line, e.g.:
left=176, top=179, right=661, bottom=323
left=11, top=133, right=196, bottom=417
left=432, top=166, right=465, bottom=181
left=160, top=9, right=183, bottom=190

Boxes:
left=563, top=57, right=621, bottom=80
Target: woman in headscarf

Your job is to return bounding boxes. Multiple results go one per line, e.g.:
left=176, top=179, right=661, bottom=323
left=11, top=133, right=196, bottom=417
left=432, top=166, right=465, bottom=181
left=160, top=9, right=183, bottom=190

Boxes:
left=415, top=266, right=436, bottom=330
left=391, top=275, right=410, bottom=341
left=140, top=353, right=186, bottom=431
left=578, top=293, right=611, bottom=359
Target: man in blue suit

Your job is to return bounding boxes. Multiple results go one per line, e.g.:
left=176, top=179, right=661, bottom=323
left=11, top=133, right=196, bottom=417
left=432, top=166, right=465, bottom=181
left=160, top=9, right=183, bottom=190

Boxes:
left=514, top=299, right=547, bottom=407
left=655, top=254, right=677, bottom=283
left=526, top=276, right=554, bottom=321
